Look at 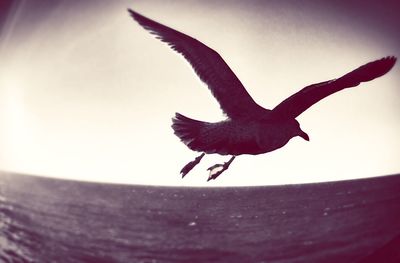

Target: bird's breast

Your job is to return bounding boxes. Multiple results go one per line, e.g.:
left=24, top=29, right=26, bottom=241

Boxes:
left=200, top=120, right=293, bottom=155
left=253, top=122, right=294, bottom=153
left=220, top=121, right=292, bottom=155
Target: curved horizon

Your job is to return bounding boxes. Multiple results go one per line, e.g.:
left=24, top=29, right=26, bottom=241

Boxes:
left=2, top=170, right=400, bottom=188
left=1, top=0, right=399, bottom=186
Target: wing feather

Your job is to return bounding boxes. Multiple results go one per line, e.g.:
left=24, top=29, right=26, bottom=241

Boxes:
left=128, top=9, right=269, bottom=120
left=272, top=56, right=397, bottom=119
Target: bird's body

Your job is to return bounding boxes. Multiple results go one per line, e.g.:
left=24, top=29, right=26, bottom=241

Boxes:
left=128, top=8, right=396, bottom=181
left=172, top=113, right=301, bottom=156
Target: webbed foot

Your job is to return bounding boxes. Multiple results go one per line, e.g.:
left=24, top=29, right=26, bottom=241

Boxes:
left=180, top=153, right=205, bottom=178
left=207, top=156, right=236, bottom=181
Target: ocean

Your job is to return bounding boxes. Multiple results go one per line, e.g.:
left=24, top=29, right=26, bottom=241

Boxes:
left=0, top=172, right=399, bottom=263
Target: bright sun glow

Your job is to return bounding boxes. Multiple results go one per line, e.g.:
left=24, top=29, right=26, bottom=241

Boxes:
left=0, top=1, right=399, bottom=186
left=0, top=71, right=30, bottom=167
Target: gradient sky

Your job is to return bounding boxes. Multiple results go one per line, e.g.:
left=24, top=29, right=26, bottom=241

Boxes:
left=0, top=0, right=399, bottom=186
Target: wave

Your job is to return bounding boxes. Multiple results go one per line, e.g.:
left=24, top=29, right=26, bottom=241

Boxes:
left=1, top=172, right=399, bottom=262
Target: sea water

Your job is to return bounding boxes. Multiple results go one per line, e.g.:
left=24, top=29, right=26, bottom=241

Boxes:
left=1, top=172, right=399, bottom=263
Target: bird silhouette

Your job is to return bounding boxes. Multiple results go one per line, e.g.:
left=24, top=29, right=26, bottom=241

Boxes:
left=128, top=9, right=396, bottom=181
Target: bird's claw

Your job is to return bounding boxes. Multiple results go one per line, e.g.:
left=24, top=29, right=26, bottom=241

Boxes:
left=207, top=164, right=223, bottom=171
left=207, top=163, right=227, bottom=181
left=180, top=162, right=196, bottom=178
left=206, top=156, right=236, bottom=181
left=180, top=153, right=205, bottom=178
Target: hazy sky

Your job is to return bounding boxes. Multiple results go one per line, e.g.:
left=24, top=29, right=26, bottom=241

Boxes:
left=0, top=0, right=399, bottom=186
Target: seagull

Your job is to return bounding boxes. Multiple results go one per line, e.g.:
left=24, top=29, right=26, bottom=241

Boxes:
left=128, top=9, right=396, bottom=181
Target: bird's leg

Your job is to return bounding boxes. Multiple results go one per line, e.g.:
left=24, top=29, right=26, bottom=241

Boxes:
left=207, top=156, right=236, bottom=181
left=180, top=153, right=205, bottom=178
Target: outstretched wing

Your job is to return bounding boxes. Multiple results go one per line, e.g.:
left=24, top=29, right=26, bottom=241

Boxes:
left=272, top=56, right=397, bottom=119
left=128, top=9, right=269, bottom=120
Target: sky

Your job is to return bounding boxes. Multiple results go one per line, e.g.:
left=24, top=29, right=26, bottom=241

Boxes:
left=0, top=0, right=399, bottom=186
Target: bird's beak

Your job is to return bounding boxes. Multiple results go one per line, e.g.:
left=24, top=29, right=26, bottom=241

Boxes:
left=299, top=131, right=310, bottom=141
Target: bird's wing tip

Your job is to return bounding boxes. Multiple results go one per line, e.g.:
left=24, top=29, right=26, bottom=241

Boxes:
left=127, top=8, right=142, bottom=20
left=127, top=8, right=136, bottom=17
left=382, top=55, right=397, bottom=72
left=383, top=56, right=397, bottom=66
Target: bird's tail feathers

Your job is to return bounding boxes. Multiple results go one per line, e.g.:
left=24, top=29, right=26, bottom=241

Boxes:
left=171, top=113, right=207, bottom=150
